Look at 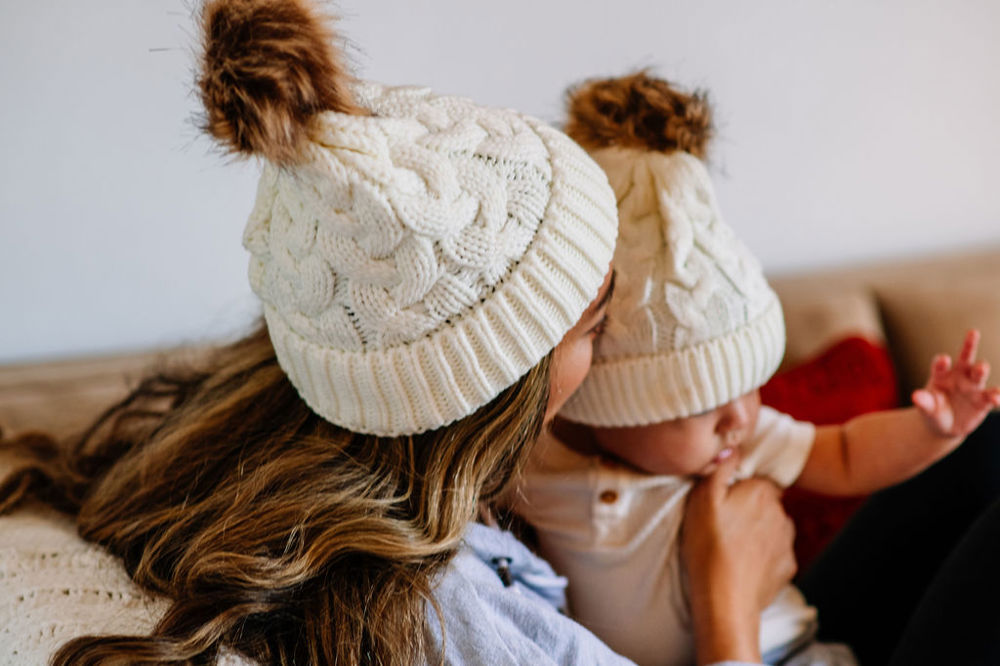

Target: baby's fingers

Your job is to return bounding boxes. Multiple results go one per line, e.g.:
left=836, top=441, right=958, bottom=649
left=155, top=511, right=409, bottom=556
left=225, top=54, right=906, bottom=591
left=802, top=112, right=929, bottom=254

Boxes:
left=984, top=387, right=1000, bottom=409
left=958, top=329, right=982, bottom=368
left=969, top=361, right=991, bottom=389
left=912, top=388, right=939, bottom=415
left=913, top=388, right=958, bottom=435
left=963, top=386, right=1000, bottom=415
left=929, top=354, right=953, bottom=384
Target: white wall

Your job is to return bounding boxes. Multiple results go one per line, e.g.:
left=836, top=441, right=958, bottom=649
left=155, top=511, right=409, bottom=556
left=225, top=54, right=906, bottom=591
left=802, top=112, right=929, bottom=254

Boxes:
left=2, top=0, right=999, bottom=363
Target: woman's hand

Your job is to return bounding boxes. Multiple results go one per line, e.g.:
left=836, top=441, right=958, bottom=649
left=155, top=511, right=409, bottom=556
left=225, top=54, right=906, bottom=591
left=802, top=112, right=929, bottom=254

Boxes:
left=680, top=455, right=797, bottom=665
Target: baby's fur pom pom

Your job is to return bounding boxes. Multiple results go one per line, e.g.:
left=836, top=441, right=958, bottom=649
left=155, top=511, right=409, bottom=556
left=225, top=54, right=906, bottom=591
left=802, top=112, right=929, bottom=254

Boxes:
left=565, top=71, right=713, bottom=158
left=198, top=0, right=360, bottom=165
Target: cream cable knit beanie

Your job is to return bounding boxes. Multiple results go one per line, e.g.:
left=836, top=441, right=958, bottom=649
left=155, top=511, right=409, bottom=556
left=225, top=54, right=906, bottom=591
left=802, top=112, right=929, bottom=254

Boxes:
left=559, top=73, right=784, bottom=426
left=199, top=0, right=617, bottom=436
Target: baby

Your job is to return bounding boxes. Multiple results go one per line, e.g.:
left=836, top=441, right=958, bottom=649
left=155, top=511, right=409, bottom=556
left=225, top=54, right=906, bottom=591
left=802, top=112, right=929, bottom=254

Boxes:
left=514, top=72, right=1000, bottom=666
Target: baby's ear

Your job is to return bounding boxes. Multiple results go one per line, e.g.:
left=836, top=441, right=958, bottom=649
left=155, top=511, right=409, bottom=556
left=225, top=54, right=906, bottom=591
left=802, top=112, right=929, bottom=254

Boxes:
left=197, top=0, right=362, bottom=165
left=564, top=70, right=713, bottom=158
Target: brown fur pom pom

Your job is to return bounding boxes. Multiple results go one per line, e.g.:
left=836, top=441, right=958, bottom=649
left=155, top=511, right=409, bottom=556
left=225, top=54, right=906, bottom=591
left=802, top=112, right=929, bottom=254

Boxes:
left=564, top=71, right=713, bottom=158
left=198, top=0, right=362, bottom=165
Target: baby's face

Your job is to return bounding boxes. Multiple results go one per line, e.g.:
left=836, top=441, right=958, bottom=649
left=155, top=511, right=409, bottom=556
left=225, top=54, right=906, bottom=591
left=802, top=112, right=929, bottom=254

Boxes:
left=591, top=390, right=762, bottom=476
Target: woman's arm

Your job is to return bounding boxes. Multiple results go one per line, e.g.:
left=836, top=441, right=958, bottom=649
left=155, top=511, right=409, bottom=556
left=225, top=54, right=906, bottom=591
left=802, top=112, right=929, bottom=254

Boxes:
left=681, top=456, right=797, bottom=666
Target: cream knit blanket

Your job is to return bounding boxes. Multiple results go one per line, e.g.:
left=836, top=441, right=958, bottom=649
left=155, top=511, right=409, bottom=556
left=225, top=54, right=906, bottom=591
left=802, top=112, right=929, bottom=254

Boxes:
left=0, top=505, right=250, bottom=665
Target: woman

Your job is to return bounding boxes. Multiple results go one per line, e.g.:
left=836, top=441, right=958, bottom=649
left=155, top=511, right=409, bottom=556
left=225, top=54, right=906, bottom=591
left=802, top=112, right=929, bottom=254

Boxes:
left=0, top=1, right=793, bottom=664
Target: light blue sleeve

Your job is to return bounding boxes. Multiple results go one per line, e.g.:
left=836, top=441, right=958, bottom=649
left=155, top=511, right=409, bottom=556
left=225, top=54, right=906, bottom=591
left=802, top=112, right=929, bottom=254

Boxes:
left=425, top=547, right=635, bottom=665
left=426, top=523, right=765, bottom=666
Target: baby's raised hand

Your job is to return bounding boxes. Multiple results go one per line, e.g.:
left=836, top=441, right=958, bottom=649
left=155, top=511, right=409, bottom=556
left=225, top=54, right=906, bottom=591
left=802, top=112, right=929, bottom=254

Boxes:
left=912, top=330, right=1000, bottom=438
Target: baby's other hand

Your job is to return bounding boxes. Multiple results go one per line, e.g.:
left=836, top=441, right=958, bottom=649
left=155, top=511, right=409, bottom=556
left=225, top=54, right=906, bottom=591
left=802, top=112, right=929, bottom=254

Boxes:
left=912, top=330, right=1000, bottom=438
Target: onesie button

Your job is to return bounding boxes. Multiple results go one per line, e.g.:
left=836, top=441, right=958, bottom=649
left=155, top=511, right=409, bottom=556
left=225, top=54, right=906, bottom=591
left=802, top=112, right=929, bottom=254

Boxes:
left=599, top=490, right=618, bottom=504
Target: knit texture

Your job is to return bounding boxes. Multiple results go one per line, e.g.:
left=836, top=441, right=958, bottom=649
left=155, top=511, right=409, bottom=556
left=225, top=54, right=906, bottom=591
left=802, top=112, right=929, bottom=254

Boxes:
left=560, top=147, right=785, bottom=426
left=246, top=82, right=617, bottom=436
left=0, top=506, right=253, bottom=665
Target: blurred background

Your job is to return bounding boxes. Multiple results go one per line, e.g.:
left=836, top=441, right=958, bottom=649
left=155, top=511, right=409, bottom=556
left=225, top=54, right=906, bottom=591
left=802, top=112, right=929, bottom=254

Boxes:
left=2, top=0, right=999, bottom=363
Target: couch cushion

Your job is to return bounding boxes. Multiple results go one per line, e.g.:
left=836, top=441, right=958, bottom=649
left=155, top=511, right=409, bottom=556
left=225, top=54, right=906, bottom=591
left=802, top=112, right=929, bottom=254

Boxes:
left=877, top=278, right=1000, bottom=396
left=772, top=246, right=1000, bottom=394
left=0, top=351, right=177, bottom=439
left=761, top=336, right=898, bottom=425
left=771, top=282, right=885, bottom=371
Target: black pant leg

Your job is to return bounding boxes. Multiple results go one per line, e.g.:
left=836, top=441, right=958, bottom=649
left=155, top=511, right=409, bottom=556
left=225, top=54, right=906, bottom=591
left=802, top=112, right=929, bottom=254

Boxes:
left=797, top=412, right=1000, bottom=665
left=886, top=494, right=1000, bottom=666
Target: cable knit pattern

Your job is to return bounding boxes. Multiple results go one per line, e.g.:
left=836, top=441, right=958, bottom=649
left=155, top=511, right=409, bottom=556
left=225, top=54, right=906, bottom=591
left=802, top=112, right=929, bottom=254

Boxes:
left=246, top=82, right=617, bottom=436
left=0, top=507, right=250, bottom=665
left=560, top=147, right=784, bottom=426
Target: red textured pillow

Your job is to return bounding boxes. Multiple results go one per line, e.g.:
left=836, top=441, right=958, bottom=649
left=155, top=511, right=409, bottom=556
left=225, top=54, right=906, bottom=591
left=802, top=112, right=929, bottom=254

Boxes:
left=760, top=335, right=899, bottom=570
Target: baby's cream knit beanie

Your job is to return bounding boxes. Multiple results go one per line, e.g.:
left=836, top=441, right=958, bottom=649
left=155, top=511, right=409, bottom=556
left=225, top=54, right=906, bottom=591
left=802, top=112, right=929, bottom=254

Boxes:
left=559, top=72, right=784, bottom=426
left=198, top=0, right=617, bottom=436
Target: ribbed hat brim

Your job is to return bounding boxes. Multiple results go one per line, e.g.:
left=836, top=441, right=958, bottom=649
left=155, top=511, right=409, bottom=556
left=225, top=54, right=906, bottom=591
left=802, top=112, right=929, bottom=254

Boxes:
left=267, top=121, right=618, bottom=436
left=560, top=298, right=785, bottom=427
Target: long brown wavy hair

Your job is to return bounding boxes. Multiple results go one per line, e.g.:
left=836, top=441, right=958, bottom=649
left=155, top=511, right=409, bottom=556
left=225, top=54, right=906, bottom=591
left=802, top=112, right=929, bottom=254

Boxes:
left=0, top=2, right=555, bottom=662
left=0, top=322, right=551, bottom=664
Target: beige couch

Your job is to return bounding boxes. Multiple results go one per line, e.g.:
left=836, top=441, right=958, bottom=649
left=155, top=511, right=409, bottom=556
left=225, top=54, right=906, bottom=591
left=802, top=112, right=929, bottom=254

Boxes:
left=3, top=246, right=1000, bottom=438
left=772, top=246, right=1000, bottom=394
